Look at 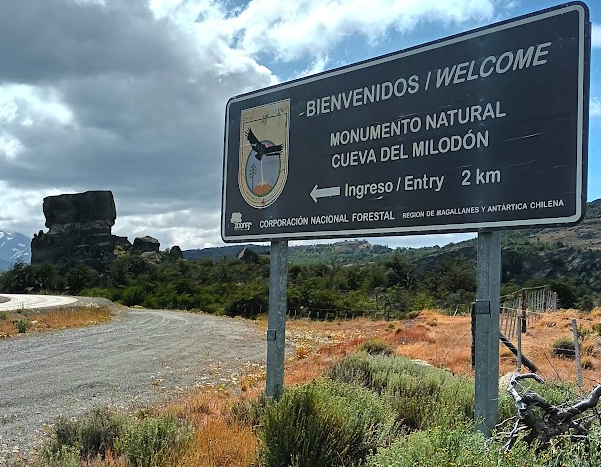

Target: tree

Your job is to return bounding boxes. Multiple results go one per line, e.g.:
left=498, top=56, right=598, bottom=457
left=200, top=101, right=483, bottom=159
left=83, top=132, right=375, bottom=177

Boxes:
left=249, top=163, right=258, bottom=189
left=0, top=262, right=31, bottom=293
left=65, top=263, right=98, bottom=294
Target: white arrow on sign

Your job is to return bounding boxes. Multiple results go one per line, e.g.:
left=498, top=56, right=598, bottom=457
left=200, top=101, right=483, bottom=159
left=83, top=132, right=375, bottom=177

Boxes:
left=310, top=184, right=341, bottom=203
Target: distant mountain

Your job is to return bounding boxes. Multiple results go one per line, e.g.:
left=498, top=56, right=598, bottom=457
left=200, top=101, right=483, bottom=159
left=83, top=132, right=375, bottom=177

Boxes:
left=184, top=244, right=270, bottom=262
left=0, top=231, right=31, bottom=271
left=514, top=199, right=601, bottom=250
left=183, top=239, right=393, bottom=265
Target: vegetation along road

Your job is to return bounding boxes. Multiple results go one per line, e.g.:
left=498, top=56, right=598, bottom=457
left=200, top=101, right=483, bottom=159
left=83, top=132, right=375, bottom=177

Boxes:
left=0, top=306, right=266, bottom=456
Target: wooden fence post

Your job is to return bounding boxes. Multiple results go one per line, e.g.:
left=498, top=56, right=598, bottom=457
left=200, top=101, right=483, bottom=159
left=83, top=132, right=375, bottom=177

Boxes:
left=521, top=290, right=527, bottom=333
left=572, top=319, right=583, bottom=388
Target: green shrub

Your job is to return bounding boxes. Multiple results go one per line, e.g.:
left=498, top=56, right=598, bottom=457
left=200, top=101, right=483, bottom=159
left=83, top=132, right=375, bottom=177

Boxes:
left=78, top=407, right=128, bottom=459
left=359, top=338, right=395, bottom=356
left=36, top=445, right=80, bottom=467
left=0, top=310, right=8, bottom=321
left=363, top=422, right=556, bottom=467
left=259, top=380, right=399, bottom=467
left=330, top=353, right=474, bottom=429
left=553, top=424, right=601, bottom=467
left=48, top=417, right=79, bottom=454
left=46, top=407, right=127, bottom=460
left=40, top=408, right=190, bottom=467
left=13, top=319, right=31, bottom=333
left=364, top=423, right=491, bottom=467
left=117, top=414, right=192, bottom=467
left=551, top=336, right=575, bottom=358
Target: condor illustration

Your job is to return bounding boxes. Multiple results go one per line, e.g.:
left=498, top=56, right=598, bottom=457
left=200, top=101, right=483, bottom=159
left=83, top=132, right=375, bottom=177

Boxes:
left=238, top=100, right=289, bottom=209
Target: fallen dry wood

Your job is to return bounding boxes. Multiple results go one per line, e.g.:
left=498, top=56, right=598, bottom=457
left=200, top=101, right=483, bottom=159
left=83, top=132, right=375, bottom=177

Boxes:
left=499, top=332, right=538, bottom=373
left=504, top=372, right=601, bottom=451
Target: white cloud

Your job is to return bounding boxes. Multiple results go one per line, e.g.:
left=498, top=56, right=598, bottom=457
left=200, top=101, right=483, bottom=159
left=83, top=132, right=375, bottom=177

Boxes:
left=591, top=97, right=601, bottom=118
left=0, top=182, right=64, bottom=236
left=222, top=0, right=495, bottom=61
left=0, top=85, right=74, bottom=126
left=298, top=55, right=330, bottom=78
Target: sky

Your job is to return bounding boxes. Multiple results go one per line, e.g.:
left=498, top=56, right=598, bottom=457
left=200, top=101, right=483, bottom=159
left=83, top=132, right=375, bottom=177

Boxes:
left=0, top=0, right=599, bottom=251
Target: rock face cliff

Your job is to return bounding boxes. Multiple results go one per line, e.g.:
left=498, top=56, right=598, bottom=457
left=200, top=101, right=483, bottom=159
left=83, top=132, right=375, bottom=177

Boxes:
left=31, top=191, right=131, bottom=271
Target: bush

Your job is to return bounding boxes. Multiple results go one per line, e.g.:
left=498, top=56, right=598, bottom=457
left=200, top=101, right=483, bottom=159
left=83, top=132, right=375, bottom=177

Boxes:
left=363, top=422, right=570, bottom=467
left=40, top=408, right=190, bottom=467
left=118, top=414, right=192, bottom=467
left=330, top=353, right=474, bottom=429
left=46, top=407, right=127, bottom=460
left=37, top=445, right=80, bottom=467
left=13, top=319, right=31, bottom=333
left=259, top=380, right=399, bottom=467
left=551, top=337, right=575, bottom=358
left=364, top=423, right=492, bottom=467
left=359, top=338, right=395, bottom=356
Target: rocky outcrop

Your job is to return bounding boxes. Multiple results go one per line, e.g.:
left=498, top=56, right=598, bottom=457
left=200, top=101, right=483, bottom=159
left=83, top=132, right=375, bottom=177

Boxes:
left=169, top=245, right=183, bottom=260
left=43, top=190, right=116, bottom=233
left=237, top=247, right=260, bottom=263
left=30, top=190, right=187, bottom=272
left=31, top=191, right=132, bottom=271
left=133, top=236, right=160, bottom=253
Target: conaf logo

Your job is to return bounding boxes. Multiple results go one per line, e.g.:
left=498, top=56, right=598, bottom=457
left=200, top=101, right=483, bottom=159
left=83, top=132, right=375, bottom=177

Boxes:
left=238, top=99, right=289, bottom=209
left=231, top=212, right=252, bottom=230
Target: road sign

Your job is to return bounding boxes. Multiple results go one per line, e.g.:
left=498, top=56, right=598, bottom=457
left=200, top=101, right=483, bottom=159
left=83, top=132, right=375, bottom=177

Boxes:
left=222, top=2, right=590, bottom=243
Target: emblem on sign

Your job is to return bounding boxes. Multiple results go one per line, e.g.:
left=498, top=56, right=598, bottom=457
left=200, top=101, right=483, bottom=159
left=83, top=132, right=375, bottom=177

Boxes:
left=238, top=99, right=289, bottom=209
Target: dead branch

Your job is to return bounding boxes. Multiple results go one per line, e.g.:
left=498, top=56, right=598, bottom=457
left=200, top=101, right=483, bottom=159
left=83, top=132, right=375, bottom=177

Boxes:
left=504, top=372, right=601, bottom=451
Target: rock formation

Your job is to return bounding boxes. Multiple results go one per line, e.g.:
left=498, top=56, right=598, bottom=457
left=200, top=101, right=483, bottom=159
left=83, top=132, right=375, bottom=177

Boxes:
left=133, top=236, right=160, bottom=253
left=169, top=245, right=183, bottom=260
left=31, top=190, right=131, bottom=271
left=237, top=247, right=260, bottom=263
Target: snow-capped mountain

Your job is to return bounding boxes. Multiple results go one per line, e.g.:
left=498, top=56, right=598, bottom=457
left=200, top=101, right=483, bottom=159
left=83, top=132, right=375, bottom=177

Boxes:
left=0, top=231, right=31, bottom=271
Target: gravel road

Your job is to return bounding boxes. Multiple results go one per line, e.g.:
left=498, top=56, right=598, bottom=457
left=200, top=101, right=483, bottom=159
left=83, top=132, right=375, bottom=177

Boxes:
left=0, top=307, right=267, bottom=457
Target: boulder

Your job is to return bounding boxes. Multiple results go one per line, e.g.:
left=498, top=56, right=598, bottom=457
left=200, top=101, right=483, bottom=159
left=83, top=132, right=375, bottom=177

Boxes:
left=133, top=236, right=160, bottom=253
left=44, top=190, right=116, bottom=234
left=237, top=247, right=260, bottom=263
left=31, top=190, right=130, bottom=272
left=169, top=245, right=184, bottom=260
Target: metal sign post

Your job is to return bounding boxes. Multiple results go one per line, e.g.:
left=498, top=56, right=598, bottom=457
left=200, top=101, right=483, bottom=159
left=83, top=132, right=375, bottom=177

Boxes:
left=265, top=241, right=288, bottom=399
left=474, top=231, right=501, bottom=436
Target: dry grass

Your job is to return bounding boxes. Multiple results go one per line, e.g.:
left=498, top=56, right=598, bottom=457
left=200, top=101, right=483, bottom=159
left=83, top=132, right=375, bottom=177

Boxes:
left=83, top=452, right=125, bottom=466
left=364, top=308, right=601, bottom=391
left=163, top=388, right=259, bottom=467
left=32, top=305, right=113, bottom=329
left=0, top=305, right=113, bottom=338
left=180, top=418, right=258, bottom=467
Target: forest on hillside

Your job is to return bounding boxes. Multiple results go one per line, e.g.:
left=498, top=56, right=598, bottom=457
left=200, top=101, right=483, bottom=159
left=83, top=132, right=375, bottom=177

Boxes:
left=0, top=237, right=597, bottom=318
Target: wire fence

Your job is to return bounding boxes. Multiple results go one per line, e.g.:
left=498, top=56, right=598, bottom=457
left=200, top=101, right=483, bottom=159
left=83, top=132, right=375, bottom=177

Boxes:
left=232, top=285, right=558, bottom=324
left=230, top=304, right=396, bottom=321
left=285, top=307, right=401, bottom=322
left=500, top=286, right=557, bottom=339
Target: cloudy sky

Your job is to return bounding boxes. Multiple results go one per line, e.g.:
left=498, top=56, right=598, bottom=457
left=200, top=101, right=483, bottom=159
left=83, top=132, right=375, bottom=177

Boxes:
left=0, top=0, right=599, bottom=251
